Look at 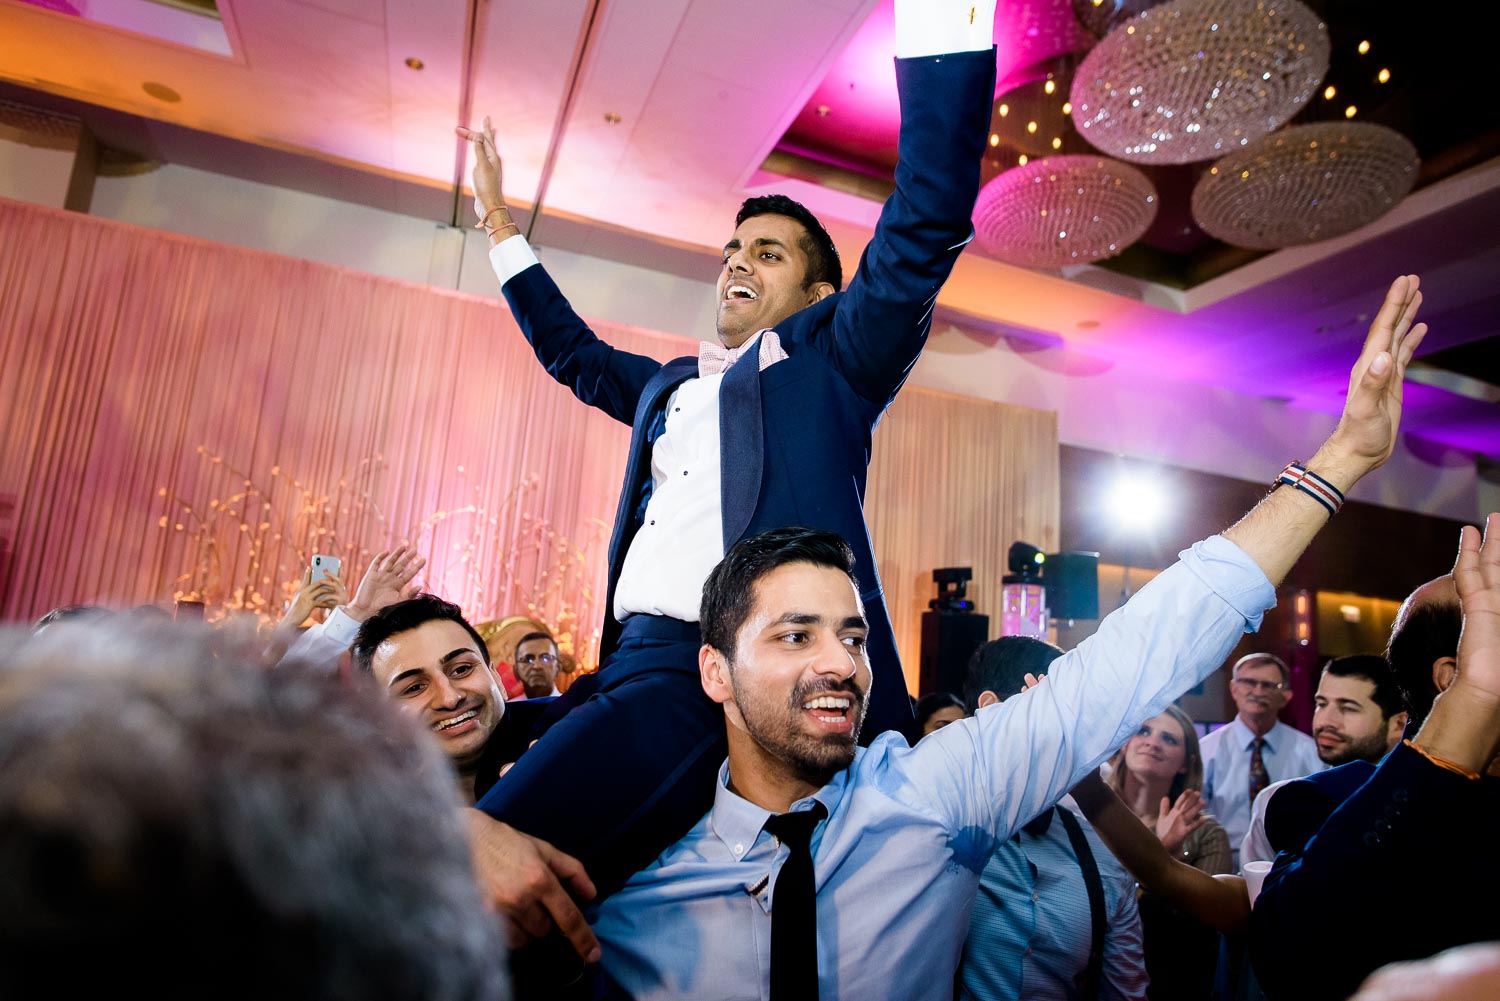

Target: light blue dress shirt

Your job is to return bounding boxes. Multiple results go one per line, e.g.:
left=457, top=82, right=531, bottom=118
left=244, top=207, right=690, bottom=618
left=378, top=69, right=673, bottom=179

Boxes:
left=592, top=536, right=1274, bottom=1000
left=1199, top=717, right=1325, bottom=868
left=960, top=805, right=1148, bottom=1000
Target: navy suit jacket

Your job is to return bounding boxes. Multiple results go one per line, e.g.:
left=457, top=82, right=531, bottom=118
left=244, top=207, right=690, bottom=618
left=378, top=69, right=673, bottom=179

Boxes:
left=1261, top=757, right=1377, bottom=856
left=500, top=48, right=996, bottom=740
left=1250, top=742, right=1500, bottom=999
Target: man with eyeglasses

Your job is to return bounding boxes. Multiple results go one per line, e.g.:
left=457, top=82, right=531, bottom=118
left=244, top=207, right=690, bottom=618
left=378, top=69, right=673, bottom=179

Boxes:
left=513, top=632, right=563, bottom=700
left=1199, top=653, right=1325, bottom=868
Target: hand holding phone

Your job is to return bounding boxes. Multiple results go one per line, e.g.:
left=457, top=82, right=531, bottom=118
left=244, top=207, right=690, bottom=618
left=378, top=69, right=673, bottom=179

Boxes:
left=310, top=554, right=342, bottom=584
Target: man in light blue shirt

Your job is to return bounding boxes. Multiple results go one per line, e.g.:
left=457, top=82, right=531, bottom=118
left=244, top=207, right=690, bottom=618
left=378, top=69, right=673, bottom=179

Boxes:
left=959, top=637, right=1148, bottom=1001
left=1199, top=653, right=1326, bottom=868
left=589, top=275, right=1427, bottom=1000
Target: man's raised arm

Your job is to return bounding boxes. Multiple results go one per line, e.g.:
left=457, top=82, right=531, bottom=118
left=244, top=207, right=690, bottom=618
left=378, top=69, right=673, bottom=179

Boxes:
left=1222, top=275, right=1426, bottom=583
left=824, top=0, right=997, bottom=405
left=454, top=117, right=662, bottom=426
left=910, top=276, right=1429, bottom=839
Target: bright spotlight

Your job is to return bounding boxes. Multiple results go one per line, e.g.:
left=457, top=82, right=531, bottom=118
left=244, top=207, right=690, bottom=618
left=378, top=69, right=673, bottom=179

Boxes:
left=1107, top=473, right=1169, bottom=533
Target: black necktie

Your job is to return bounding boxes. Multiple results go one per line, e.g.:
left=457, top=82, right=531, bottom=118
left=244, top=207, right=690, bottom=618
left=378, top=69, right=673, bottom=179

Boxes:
left=763, top=803, right=827, bottom=1000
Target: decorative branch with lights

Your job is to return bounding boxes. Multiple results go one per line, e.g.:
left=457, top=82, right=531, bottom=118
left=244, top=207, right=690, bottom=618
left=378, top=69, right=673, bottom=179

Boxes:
left=155, top=451, right=610, bottom=668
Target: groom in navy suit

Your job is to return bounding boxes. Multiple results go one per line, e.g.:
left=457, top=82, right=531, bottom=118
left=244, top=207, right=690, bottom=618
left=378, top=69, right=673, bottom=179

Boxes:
left=456, top=2, right=999, bottom=908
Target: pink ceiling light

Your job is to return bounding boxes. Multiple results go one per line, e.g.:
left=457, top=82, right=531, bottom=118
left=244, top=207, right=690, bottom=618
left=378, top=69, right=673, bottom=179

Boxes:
left=1070, top=0, right=1329, bottom=164
left=972, top=155, right=1159, bottom=269
left=1192, top=122, right=1419, bottom=248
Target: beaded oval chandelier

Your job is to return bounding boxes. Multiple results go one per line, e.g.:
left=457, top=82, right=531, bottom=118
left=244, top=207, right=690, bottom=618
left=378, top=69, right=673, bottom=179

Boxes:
left=973, top=155, right=1159, bottom=269
left=1191, top=121, right=1419, bottom=248
left=1070, top=0, right=1330, bottom=164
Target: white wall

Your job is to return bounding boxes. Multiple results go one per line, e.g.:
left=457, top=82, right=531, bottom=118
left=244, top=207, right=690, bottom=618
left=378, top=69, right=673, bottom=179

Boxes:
left=0, top=116, right=78, bottom=209
left=914, top=323, right=1483, bottom=522
left=9, top=144, right=1479, bottom=523
left=90, top=162, right=455, bottom=286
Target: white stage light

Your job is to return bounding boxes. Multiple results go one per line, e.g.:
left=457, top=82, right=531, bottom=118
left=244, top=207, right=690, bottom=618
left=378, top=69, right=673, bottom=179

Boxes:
left=1108, top=473, right=1169, bottom=533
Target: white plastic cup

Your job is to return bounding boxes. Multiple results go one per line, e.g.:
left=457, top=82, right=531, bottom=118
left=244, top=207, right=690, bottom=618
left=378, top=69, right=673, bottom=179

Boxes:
left=1242, top=859, right=1273, bottom=907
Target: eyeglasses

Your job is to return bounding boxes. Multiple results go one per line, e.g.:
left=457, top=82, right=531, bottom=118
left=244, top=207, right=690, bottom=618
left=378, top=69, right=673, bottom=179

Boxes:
left=516, top=652, right=557, bottom=667
left=1232, top=677, right=1287, bottom=693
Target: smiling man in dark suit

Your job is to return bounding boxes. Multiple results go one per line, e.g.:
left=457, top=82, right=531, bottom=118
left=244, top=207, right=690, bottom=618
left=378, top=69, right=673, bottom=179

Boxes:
left=454, top=0, right=1000, bottom=918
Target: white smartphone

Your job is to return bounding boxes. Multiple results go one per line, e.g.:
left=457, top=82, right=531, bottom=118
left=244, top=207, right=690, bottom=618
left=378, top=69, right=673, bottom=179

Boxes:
left=310, top=554, right=342, bottom=584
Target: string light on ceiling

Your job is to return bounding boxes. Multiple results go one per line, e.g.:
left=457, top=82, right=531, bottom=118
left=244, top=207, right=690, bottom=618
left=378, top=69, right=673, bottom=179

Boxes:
left=984, top=55, right=1089, bottom=173
left=973, top=155, right=1159, bottom=269
left=1191, top=122, right=1419, bottom=248
left=1070, top=0, right=1166, bottom=39
left=1070, top=0, right=1330, bottom=164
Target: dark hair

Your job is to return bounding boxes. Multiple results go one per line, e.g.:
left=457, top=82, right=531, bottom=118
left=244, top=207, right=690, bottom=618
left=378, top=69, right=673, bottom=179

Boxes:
left=515, top=631, right=555, bottom=652
left=963, top=636, right=1066, bottom=714
left=32, top=604, right=110, bottom=633
left=736, top=195, right=843, bottom=292
left=1321, top=654, right=1405, bottom=720
left=914, top=691, right=966, bottom=729
left=0, top=625, right=509, bottom=999
left=1385, top=594, right=1461, bottom=729
left=1232, top=652, right=1289, bottom=685
left=700, top=527, right=858, bottom=660
left=351, top=594, right=489, bottom=674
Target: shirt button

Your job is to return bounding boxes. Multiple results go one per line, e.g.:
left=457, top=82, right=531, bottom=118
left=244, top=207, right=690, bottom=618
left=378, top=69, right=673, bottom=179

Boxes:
left=1024, top=947, right=1032, bottom=957
left=649, top=520, right=656, bottom=526
left=1032, top=892, right=1040, bottom=903
left=683, top=470, right=689, bottom=476
left=674, top=407, right=681, bottom=413
left=733, top=844, right=744, bottom=856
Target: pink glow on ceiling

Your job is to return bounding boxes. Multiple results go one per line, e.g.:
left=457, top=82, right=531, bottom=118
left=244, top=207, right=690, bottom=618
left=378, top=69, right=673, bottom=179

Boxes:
left=14, top=0, right=233, bottom=56
left=784, top=0, right=1095, bottom=173
left=783, top=4, right=902, bottom=172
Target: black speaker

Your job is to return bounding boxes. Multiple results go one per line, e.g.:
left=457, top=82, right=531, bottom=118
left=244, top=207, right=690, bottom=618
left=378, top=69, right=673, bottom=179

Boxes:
left=1043, top=551, right=1100, bottom=620
left=919, top=609, right=990, bottom=697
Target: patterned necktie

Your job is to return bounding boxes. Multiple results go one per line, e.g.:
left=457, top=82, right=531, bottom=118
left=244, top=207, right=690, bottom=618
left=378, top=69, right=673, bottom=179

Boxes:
left=763, top=802, right=827, bottom=1001
left=1249, top=736, right=1270, bottom=804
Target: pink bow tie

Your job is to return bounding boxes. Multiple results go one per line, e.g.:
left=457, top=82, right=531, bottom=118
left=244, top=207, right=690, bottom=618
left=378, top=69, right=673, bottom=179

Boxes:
left=698, top=330, right=788, bottom=377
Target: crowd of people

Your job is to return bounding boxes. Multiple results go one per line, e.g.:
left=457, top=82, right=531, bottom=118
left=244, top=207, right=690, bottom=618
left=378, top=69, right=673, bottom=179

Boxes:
left=4, top=2, right=1496, bottom=998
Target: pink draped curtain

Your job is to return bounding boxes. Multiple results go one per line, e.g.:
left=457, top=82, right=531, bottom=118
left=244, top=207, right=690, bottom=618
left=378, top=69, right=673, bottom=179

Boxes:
left=0, top=197, right=1057, bottom=684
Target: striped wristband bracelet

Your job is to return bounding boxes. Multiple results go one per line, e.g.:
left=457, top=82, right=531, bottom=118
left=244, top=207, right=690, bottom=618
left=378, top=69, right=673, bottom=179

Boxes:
left=1274, top=461, right=1345, bottom=517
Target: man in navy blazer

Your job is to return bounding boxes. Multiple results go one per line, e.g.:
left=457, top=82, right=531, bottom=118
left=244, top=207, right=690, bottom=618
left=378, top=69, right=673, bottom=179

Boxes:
left=1250, top=560, right=1495, bottom=1000
left=1258, top=575, right=1460, bottom=857
left=455, top=1, right=1001, bottom=913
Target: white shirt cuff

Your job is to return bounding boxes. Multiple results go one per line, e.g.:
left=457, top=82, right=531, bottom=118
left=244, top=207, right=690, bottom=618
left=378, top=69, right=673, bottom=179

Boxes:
left=322, top=606, right=364, bottom=646
left=894, top=0, right=997, bottom=58
left=488, top=233, right=540, bottom=286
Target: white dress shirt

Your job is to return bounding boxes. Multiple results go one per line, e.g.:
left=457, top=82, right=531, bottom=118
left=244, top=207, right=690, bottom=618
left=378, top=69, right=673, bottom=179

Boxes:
left=611, top=373, right=729, bottom=621
left=1239, top=778, right=1297, bottom=865
left=277, top=605, right=362, bottom=671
